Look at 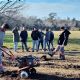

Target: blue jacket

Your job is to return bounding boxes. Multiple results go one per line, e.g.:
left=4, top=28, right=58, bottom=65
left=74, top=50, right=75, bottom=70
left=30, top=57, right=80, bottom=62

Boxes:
left=50, top=31, right=54, bottom=41
left=45, top=31, right=50, bottom=41
left=39, top=31, right=44, bottom=41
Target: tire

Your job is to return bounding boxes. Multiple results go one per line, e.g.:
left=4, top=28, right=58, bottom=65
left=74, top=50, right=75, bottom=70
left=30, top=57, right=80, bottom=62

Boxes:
left=19, top=71, right=29, bottom=78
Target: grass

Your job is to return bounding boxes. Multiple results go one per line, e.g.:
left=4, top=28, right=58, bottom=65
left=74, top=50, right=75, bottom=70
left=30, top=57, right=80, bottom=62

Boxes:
left=3, top=31, right=80, bottom=51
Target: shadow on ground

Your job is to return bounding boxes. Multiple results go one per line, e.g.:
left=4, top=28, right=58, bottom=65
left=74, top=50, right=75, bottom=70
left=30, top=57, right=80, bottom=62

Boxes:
left=30, top=73, right=80, bottom=80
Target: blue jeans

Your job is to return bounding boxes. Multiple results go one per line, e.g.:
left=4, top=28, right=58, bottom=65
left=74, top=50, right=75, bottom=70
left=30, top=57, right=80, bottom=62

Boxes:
left=0, top=49, right=4, bottom=72
left=49, top=40, right=54, bottom=50
left=32, top=40, right=38, bottom=51
left=43, top=40, right=50, bottom=51
left=38, top=39, right=43, bottom=50
left=55, top=45, right=65, bottom=60
left=21, top=42, right=28, bottom=51
left=0, top=50, right=2, bottom=65
left=14, top=42, right=18, bottom=51
left=55, top=45, right=64, bottom=53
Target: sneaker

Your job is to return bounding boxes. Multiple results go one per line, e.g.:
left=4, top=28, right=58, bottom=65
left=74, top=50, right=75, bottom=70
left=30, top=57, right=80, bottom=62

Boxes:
left=59, top=54, right=65, bottom=60
left=48, top=51, right=55, bottom=57
left=32, top=50, right=34, bottom=52
left=36, top=50, right=38, bottom=52
left=60, top=56, right=65, bottom=60
left=48, top=53, right=53, bottom=57
left=27, top=50, right=30, bottom=52
left=44, top=48, right=46, bottom=51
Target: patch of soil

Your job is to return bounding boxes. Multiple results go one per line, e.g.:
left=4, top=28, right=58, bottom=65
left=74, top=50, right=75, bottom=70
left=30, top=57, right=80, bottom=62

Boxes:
left=0, top=51, right=80, bottom=80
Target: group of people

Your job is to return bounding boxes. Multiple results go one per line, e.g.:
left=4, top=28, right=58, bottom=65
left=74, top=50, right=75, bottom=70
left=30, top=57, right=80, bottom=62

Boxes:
left=12, top=26, right=71, bottom=60
left=12, top=27, right=54, bottom=52
left=31, top=28, right=54, bottom=52
left=12, top=27, right=28, bottom=52
left=0, top=23, right=71, bottom=73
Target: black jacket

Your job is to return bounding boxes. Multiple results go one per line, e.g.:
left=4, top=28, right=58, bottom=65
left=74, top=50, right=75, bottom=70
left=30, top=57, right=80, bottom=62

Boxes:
left=31, top=30, right=40, bottom=40
left=20, top=30, right=28, bottom=42
left=58, top=29, right=71, bottom=46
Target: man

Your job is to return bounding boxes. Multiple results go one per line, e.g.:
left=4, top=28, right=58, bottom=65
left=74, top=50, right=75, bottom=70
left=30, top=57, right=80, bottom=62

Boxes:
left=49, top=29, right=54, bottom=51
left=12, top=27, right=19, bottom=52
left=20, top=27, right=28, bottom=52
left=49, top=26, right=71, bottom=60
left=31, top=28, right=39, bottom=52
left=44, top=28, right=50, bottom=51
left=38, top=29, right=44, bottom=50
left=0, top=23, right=10, bottom=73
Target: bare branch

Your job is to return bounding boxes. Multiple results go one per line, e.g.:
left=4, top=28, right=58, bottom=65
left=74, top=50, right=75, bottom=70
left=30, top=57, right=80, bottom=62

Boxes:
left=0, top=0, right=24, bottom=13
left=1, top=3, right=24, bottom=14
left=0, top=1, right=3, bottom=4
left=2, top=0, right=17, bottom=12
left=0, top=1, right=12, bottom=12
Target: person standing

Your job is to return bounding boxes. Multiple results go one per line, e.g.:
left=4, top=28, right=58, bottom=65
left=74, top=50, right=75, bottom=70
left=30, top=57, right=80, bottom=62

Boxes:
left=0, top=23, right=10, bottom=73
left=31, top=28, right=39, bottom=52
left=20, top=27, right=28, bottom=52
left=49, top=29, right=54, bottom=51
left=49, top=27, right=71, bottom=60
left=44, top=28, right=50, bottom=51
left=38, top=29, right=44, bottom=50
left=12, top=27, right=19, bottom=52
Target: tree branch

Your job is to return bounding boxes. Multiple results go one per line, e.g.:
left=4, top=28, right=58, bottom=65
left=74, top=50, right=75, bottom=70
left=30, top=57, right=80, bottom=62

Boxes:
left=0, top=1, right=12, bottom=12
left=0, top=0, right=24, bottom=14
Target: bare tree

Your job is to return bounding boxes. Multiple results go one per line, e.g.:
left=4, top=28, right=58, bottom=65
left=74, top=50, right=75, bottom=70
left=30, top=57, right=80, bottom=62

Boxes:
left=0, top=0, right=25, bottom=17
left=49, top=12, right=57, bottom=20
left=48, top=12, right=57, bottom=30
left=0, top=0, right=26, bottom=27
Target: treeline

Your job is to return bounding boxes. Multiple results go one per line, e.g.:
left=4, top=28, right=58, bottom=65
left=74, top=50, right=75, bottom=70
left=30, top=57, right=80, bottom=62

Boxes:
left=0, top=14, right=80, bottom=31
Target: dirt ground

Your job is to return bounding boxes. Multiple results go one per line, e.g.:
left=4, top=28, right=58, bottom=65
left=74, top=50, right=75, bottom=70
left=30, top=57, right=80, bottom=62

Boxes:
left=0, top=50, right=80, bottom=80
